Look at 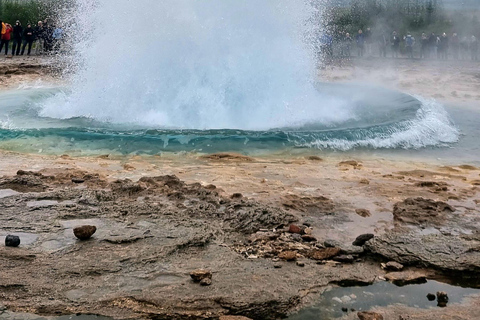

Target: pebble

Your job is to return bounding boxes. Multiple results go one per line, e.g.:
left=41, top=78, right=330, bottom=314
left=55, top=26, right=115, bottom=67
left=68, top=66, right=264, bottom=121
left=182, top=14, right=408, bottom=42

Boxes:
left=273, top=264, right=282, bottom=269
left=200, top=278, right=212, bottom=286
left=288, top=224, right=303, bottom=234
left=190, top=269, right=212, bottom=282
left=5, top=235, right=20, bottom=247
left=426, top=293, right=436, bottom=301
left=73, top=225, right=97, bottom=240
left=296, top=261, right=305, bottom=267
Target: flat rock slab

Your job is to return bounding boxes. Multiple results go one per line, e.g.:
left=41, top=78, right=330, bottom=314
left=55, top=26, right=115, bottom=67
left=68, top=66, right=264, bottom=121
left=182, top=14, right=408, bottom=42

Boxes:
left=384, top=271, right=427, bottom=286
left=365, top=232, right=480, bottom=272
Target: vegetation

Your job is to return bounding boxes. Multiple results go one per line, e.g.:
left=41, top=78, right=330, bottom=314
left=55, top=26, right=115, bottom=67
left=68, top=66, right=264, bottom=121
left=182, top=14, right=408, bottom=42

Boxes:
left=325, top=0, right=480, bottom=37
left=0, top=0, right=71, bottom=25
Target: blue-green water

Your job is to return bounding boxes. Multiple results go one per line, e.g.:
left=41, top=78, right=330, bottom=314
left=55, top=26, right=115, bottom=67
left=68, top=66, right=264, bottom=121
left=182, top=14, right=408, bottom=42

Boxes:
left=0, top=84, right=466, bottom=160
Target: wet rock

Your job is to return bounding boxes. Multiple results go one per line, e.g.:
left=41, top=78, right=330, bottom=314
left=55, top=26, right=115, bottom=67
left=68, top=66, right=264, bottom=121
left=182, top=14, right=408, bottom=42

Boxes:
left=278, top=251, right=297, bottom=261
left=273, top=264, right=282, bottom=269
left=384, top=271, right=427, bottom=286
left=333, top=255, right=355, bottom=263
left=342, top=307, right=348, bottom=312
left=308, top=247, right=341, bottom=260
left=393, top=198, right=455, bottom=226
left=339, top=160, right=362, bottom=168
left=356, top=209, right=371, bottom=218
left=357, top=311, right=384, bottom=320
left=282, top=194, right=335, bottom=214
left=288, top=224, right=303, bottom=234
left=200, top=153, right=253, bottom=162
left=324, top=239, right=342, bottom=248
left=306, top=156, right=323, bottom=161
left=341, top=245, right=364, bottom=255
left=190, top=269, right=212, bottom=283
left=301, top=235, right=317, bottom=242
left=352, top=234, right=374, bottom=246
left=365, top=232, right=480, bottom=272
left=73, top=225, right=97, bottom=240
left=437, top=291, right=448, bottom=303
left=5, top=235, right=20, bottom=247
left=381, top=261, right=404, bottom=271
left=427, top=293, right=436, bottom=301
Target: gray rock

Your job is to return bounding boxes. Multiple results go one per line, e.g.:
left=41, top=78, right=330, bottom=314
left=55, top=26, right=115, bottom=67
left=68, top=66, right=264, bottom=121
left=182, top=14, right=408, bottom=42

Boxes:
left=352, top=234, right=374, bottom=246
left=5, top=235, right=20, bottom=247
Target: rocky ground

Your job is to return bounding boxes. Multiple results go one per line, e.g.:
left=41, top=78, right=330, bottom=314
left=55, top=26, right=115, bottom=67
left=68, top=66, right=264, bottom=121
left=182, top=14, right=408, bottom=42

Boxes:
left=0, top=153, right=479, bottom=320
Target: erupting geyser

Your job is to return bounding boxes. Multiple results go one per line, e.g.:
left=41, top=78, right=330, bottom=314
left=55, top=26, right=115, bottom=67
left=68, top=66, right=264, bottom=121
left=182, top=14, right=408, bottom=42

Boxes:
left=41, top=0, right=352, bottom=130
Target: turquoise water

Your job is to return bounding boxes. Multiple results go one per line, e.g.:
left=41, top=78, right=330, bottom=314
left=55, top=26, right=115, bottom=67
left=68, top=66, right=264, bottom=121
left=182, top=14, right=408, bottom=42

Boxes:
left=0, top=84, right=463, bottom=159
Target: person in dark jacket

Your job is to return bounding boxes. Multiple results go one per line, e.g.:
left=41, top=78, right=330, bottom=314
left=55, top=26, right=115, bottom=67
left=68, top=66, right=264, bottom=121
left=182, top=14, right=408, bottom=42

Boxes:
left=12, top=20, right=23, bottom=56
left=451, top=33, right=459, bottom=60
left=438, top=33, right=449, bottom=60
left=21, top=24, right=35, bottom=55
left=356, top=29, right=365, bottom=57
left=391, top=31, right=400, bottom=58
left=471, top=35, right=479, bottom=61
left=420, top=33, right=429, bottom=59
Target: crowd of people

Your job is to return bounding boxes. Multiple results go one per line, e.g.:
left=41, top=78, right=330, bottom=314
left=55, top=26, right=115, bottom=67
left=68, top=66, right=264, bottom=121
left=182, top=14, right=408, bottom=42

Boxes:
left=321, top=28, right=479, bottom=61
left=0, top=19, right=63, bottom=56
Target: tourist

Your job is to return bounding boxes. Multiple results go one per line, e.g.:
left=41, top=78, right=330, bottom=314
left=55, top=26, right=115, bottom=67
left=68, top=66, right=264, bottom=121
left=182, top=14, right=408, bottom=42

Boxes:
left=21, top=24, right=35, bottom=56
left=391, top=31, right=400, bottom=58
left=12, top=21, right=23, bottom=56
left=342, top=32, right=353, bottom=57
left=0, top=23, right=13, bottom=55
left=420, top=33, right=429, bottom=59
left=356, top=29, right=365, bottom=57
left=404, top=32, right=415, bottom=59
left=34, top=21, right=45, bottom=55
left=428, top=32, right=437, bottom=58
left=377, top=31, right=388, bottom=58
left=451, top=33, right=459, bottom=60
left=364, top=27, right=372, bottom=56
left=438, top=33, right=449, bottom=60
left=471, top=35, right=478, bottom=61
left=52, top=25, right=64, bottom=53
left=460, top=36, right=469, bottom=60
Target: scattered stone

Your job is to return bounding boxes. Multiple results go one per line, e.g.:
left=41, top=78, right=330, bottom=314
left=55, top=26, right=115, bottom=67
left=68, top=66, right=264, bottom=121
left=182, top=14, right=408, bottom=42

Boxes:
left=333, top=255, right=355, bottom=263
left=437, top=291, right=448, bottom=303
left=308, top=247, right=341, bottom=260
left=427, top=293, right=436, bottom=301
left=278, top=251, right=297, bottom=261
left=352, top=234, right=374, bottom=246
left=342, top=307, right=348, bottom=312
left=296, top=261, right=305, bottom=267
left=273, top=264, right=282, bottom=269
left=291, top=234, right=302, bottom=242
left=306, top=156, right=323, bottom=161
left=303, top=227, right=313, bottom=234
left=381, top=261, right=404, bottom=271
left=357, top=311, right=384, bottom=320
left=384, top=271, right=427, bottom=286
left=71, top=178, right=85, bottom=184
left=288, top=224, right=303, bottom=234
left=190, top=269, right=212, bottom=283
left=5, top=235, right=20, bottom=247
left=393, top=198, right=455, bottom=226
left=324, top=239, right=342, bottom=248
left=359, top=178, right=370, bottom=185
left=200, top=278, right=212, bottom=286
left=301, top=235, right=317, bottom=242
left=73, top=225, right=97, bottom=240
left=231, top=193, right=243, bottom=199
left=356, top=209, right=372, bottom=218
left=339, top=160, right=361, bottom=168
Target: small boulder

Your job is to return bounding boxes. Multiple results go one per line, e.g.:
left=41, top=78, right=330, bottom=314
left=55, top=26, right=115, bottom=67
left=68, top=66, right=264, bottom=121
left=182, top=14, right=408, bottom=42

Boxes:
left=426, top=293, right=436, bottom=301
left=5, top=235, right=20, bottom=247
left=301, top=235, right=317, bottom=242
left=200, top=278, right=212, bottom=286
left=385, top=271, right=427, bottom=286
left=308, top=247, right=341, bottom=260
left=73, top=225, right=97, bottom=240
left=352, top=234, right=374, bottom=246
left=437, top=291, right=448, bottom=304
left=357, top=311, right=384, bottom=320
left=190, top=269, right=212, bottom=282
left=382, top=261, right=404, bottom=271
left=288, top=224, right=303, bottom=234
left=278, top=251, right=297, bottom=261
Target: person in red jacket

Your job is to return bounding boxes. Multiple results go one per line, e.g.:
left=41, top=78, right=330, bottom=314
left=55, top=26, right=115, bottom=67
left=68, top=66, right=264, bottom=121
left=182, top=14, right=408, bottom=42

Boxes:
left=0, top=23, right=13, bottom=55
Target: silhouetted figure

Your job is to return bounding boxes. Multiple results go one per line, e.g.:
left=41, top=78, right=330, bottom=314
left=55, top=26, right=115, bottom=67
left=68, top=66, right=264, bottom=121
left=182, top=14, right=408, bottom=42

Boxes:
left=364, top=27, right=372, bottom=56
left=377, top=32, right=388, bottom=58
left=428, top=32, right=437, bottom=58
left=420, top=33, right=429, bottom=59
left=451, top=33, right=459, bottom=60
left=34, top=21, right=45, bottom=55
left=460, top=36, right=469, bottom=60
left=12, top=21, right=23, bottom=56
left=438, top=33, right=449, bottom=60
left=391, top=31, right=400, bottom=58
left=404, top=32, right=415, bottom=59
left=21, top=24, right=35, bottom=55
left=356, top=29, right=365, bottom=57
left=342, top=32, right=353, bottom=57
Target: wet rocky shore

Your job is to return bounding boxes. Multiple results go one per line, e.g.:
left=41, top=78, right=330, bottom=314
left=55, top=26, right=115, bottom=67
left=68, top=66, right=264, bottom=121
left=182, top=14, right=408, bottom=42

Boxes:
left=0, top=159, right=479, bottom=320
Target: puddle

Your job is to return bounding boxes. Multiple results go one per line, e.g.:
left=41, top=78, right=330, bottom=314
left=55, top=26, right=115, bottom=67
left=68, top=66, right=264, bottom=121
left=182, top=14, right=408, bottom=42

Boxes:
left=0, top=189, right=20, bottom=199
left=288, top=280, right=480, bottom=319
